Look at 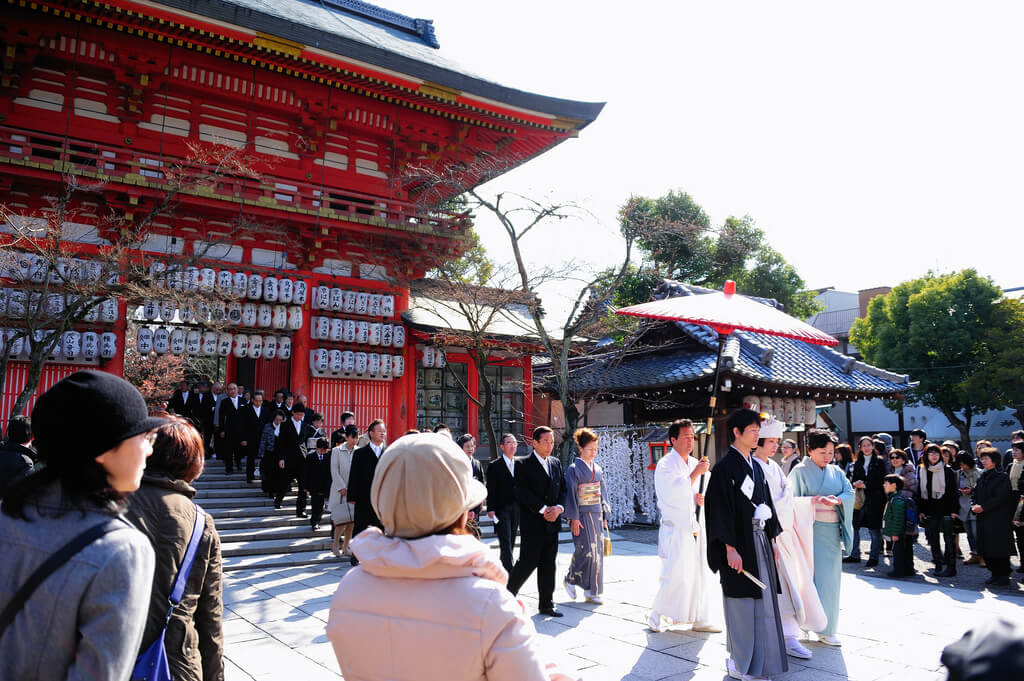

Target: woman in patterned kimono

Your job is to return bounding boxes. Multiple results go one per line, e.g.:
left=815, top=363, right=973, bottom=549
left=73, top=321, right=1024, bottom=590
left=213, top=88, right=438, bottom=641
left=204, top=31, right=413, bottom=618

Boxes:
left=562, top=427, right=610, bottom=604
left=788, top=429, right=855, bottom=647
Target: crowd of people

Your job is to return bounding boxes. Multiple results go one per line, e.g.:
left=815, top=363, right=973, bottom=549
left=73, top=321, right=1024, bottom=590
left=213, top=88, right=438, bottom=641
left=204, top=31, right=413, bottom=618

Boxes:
left=0, top=373, right=1022, bottom=681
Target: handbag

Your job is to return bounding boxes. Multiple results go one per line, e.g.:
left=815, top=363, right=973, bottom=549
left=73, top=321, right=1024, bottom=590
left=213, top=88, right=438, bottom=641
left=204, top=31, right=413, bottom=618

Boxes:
left=0, top=519, right=126, bottom=641
left=132, top=504, right=206, bottom=681
left=603, top=530, right=613, bottom=557
left=853, top=488, right=866, bottom=511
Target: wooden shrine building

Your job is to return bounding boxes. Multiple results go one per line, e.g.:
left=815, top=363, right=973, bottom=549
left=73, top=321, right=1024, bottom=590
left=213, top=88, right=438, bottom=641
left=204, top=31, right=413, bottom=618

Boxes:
left=0, top=0, right=603, bottom=435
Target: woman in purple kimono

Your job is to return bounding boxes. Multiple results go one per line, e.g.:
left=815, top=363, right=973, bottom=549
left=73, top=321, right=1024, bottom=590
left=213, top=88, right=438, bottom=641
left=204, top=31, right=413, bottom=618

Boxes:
left=562, top=427, right=610, bottom=604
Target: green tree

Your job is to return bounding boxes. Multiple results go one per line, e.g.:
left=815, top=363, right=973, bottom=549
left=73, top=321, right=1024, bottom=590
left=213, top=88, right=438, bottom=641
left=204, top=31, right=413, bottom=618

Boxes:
left=849, top=269, right=1024, bottom=445
left=615, top=194, right=820, bottom=318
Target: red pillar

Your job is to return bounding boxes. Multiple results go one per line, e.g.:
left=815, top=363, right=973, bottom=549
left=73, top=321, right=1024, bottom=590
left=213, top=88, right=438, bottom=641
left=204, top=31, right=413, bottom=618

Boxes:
left=101, top=299, right=128, bottom=377
left=389, top=287, right=411, bottom=435
left=290, top=294, right=312, bottom=396
left=522, top=355, right=534, bottom=438
left=466, top=358, right=479, bottom=440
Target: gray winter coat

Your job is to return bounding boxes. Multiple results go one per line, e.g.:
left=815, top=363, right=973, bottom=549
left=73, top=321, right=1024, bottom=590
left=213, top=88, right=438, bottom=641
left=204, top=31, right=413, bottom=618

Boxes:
left=0, top=481, right=155, bottom=680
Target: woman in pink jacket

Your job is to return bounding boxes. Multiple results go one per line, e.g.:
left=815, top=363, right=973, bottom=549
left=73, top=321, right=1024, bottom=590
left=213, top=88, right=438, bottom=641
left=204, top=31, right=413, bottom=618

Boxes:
left=326, top=432, right=573, bottom=681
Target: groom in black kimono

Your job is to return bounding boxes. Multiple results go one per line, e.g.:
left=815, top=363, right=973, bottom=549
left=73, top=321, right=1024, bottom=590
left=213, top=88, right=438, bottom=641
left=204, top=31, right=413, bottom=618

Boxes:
left=507, top=425, right=567, bottom=617
left=705, top=408, right=787, bottom=681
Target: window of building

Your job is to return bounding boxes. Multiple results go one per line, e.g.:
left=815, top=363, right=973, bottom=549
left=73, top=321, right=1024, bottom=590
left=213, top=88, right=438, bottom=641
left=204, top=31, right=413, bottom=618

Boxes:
left=416, top=362, right=468, bottom=433
left=478, top=365, right=524, bottom=444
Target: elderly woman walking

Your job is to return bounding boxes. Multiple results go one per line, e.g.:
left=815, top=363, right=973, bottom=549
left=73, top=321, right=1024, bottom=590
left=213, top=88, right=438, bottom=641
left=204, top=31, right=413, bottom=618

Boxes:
left=328, top=425, right=357, bottom=557
left=562, top=427, right=610, bottom=605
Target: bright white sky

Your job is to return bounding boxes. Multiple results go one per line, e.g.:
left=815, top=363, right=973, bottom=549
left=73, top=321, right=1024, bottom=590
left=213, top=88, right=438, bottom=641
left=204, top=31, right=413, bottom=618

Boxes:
left=385, top=0, right=1022, bottom=319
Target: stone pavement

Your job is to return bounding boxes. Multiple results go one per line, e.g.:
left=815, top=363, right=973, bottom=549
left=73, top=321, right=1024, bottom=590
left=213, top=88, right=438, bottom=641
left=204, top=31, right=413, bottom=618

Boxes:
left=221, top=534, right=1024, bottom=681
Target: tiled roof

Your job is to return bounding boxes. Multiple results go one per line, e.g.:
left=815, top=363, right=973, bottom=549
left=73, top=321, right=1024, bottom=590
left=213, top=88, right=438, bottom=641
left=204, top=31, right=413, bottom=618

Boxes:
left=153, top=0, right=604, bottom=125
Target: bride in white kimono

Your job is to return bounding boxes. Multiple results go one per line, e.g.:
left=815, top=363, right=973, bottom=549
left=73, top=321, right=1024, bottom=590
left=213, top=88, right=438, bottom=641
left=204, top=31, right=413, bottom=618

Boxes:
left=649, top=419, right=720, bottom=633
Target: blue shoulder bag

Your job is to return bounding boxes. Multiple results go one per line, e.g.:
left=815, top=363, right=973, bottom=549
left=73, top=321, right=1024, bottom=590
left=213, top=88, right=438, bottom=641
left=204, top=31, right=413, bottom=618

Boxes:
left=132, top=504, right=206, bottom=681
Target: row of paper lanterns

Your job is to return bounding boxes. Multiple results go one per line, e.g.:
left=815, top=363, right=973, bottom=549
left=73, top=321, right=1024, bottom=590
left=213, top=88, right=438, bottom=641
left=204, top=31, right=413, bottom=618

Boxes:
left=310, top=287, right=395, bottom=317
left=137, top=327, right=293, bottom=359
left=310, top=317, right=406, bottom=347
left=310, top=349, right=405, bottom=378
left=0, top=329, right=118, bottom=361
left=140, top=299, right=304, bottom=330
left=0, top=291, right=119, bottom=323
left=421, top=346, right=446, bottom=368
left=742, top=396, right=818, bottom=426
left=147, top=264, right=310, bottom=304
left=5, top=254, right=114, bottom=285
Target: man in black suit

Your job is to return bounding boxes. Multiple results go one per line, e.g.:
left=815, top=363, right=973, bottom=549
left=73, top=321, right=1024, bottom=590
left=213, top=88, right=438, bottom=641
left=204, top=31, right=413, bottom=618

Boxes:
left=277, top=404, right=316, bottom=516
left=168, top=380, right=199, bottom=423
left=506, top=425, right=567, bottom=617
left=216, top=382, right=246, bottom=475
left=487, top=432, right=521, bottom=573
left=302, top=439, right=333, bottom=531
left=194, top=382, right=216, bottom=457
left=237, top=390, right=269, bottom=483
left=347, top=418, right=387, bottom=562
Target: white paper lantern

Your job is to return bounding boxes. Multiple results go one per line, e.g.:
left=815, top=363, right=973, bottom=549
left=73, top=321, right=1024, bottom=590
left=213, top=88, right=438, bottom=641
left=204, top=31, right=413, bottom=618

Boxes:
left=184, top=266, right=199, bottom=291
left=368, top=323, right=381, bottom=346
left=311, top=348, right=329, bottom=372
left=137, top=327, right=154, bottom=354
left=330, top=288, right=344, bottom=312
left=62, top=331, right=81, bottom=360
left=179, top=305, right=196, bottom=325
left=247, top=334, right=263, bottom=359
left=247, top=273, right=263, bottom=300
left=232, top=334, right=248, bottom=358
left=26, top=292, right=41, bottom=316
left=81, top=332, right=98, bottom=360
left=195, top=302, right=210, bottom=325
left=342, top=350, right=355, bottom=374
left=381, top=295, right=395, bottom=318
left=313, top=286, right=330, bottom=311
left=168, top=268, right=184, bottom=292
left=257, top=304, right=273, bottom=328
left=143, top=300, right=159, bottom=321
left=263, top=276, right=279, bottom=302
left=186, top=330, right=201, bottom=355
left=272, top=305, right=288, bottom=329
left=343, top=290, right=357, bottom=314
left=783, top=398, right=796, bottom=423
left=288, top=306, right=303, bottom=330
left=230, top=272, right=247, bottom=299
left=216, top=332, right=232, bottom=357
left=355, top=292, right=369, bottom=316
left=392, top=355, right=404, bottom=377
left=0, top=291, right=8, bottom=317
left=263, top=335, right=277, bottom=360
left=202, top=331, right=218, bottom=356
left=6, top=331, right=24, bottom=358
left=293, top=280, right=308, bottom=305
left=170, top=328, right=186, bottom=355
left=149, top=261, right=166, bottom=287
left=278, top=335, right=292, bottom=360
left=100, top=332, right=117, bottom=359
left=380, top=354, right=392, bottom=377
left=393, top=325, right=406, bottom=348
left=354, top=352, right=368, bottom=374
left=227, top=302, right=243, bottom=326
left=328, top=349, right=343, bottom=374
left=8, top=291, right=25, bottom=319
left=422, top=345, right=435, bottom=368
left=742, top=396, right=760, bottom=414
left=343, top=319, right=357, bottom=343
left=210, top=302, right=226, bottom=324
left=199, top=268, right=215, bottom=291
left=153, top=327, right=170, bottom=354
left=367, top=352, right=380, bottom=375
left=160, top=300, right=176, bottom=322
left=100, top=298, right=118, bottom=323
left=39, top=331, right=60, bottom=361
left=368, top=294, right=382, bottom=317
left=216, top=270, right=233, bottom=293
left=381, top=324, right=393, bottom=347
left=82, top=298, right=99, bottom=323
left=46, top=293, right=64, bottom=316
left=435, top=349, right=446, bottom=368
left=329, top=318, right=344, bottom=342
left=242, top=303, right=258, bottom=327
left=804, top=399, right=817, bottom=426
left=313, top=316, right=328, bottom=340
left=356, top=321, right=369, bottom=344
left=279, top=278, right=294, bottom=304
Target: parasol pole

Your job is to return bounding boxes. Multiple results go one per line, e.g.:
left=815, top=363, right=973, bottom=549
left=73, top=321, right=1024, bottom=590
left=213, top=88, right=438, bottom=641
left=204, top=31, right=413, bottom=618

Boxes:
left=696, top=329, right=729, bottom=522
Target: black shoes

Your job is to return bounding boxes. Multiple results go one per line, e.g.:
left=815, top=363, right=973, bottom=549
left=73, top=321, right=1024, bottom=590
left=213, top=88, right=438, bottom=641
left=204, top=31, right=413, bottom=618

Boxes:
left=312, top=524, right=321, bottom=531
left=864, top=559, right=879, bottom=568
left=297, top=512, right=309, bottom=519
left=984, top=576, right=1010, bottom=586
left=842, top=556, right=861, bottom=564
left=539, top=607, right=563, bottom=618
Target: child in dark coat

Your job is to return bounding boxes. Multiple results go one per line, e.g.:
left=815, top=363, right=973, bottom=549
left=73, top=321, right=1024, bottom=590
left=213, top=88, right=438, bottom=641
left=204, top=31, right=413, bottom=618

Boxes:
left=883, top=474, right=915, bottom=578
left=302, top=439, right=334, bottom=532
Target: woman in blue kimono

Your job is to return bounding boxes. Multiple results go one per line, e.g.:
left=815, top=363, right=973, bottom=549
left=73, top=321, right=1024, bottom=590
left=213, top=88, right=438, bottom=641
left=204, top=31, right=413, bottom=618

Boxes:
left=562, top=427, right=610, bottom=604
left=788, top=429, right=855, bottom=647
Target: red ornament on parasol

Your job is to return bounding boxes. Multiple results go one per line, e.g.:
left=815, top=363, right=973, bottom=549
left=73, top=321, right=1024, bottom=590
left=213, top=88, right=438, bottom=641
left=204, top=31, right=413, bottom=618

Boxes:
left=615, top=280, right=840, bottom=516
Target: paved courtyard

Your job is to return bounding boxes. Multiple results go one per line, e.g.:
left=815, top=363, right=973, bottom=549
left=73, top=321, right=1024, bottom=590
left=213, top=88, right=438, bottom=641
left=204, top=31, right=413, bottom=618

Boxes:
left=221, top=534, right=1023, bottom=681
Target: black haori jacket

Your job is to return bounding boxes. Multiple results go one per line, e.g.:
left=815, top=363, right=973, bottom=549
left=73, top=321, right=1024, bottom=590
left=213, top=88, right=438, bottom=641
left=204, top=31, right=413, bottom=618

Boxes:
left=705, top=446, right=782, bottom=599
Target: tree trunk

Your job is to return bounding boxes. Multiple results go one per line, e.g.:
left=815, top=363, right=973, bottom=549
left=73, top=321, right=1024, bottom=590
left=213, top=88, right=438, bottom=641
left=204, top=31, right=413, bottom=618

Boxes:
left=941, top=406, right=973, bottom=451
left=559, top=397, right=580, bottom=466
left=478, top=363, right=498, bottom=460
left=1014, top=404, right=1024, bottom=430
left=10, top=344, right=50, bottom=418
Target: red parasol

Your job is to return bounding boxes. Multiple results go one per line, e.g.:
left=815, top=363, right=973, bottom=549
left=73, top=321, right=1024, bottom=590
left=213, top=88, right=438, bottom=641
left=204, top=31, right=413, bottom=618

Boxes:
left=615, top=280, right=839, bottom=517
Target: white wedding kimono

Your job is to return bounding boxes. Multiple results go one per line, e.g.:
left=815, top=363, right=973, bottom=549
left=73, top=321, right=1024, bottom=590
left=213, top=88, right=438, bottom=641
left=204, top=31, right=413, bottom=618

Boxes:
left=755, top=456, right=827, bottom=637
left=651, top=451, right=714, bottom=626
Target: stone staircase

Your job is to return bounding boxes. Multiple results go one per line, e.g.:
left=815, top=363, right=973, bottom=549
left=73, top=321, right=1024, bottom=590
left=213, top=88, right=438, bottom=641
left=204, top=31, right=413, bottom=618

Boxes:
left=195, top=469, right=575, bottom=572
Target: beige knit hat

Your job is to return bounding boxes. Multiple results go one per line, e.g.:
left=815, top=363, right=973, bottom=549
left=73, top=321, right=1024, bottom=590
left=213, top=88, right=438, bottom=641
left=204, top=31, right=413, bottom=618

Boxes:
left=370, top=432, right=488, bottom=539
